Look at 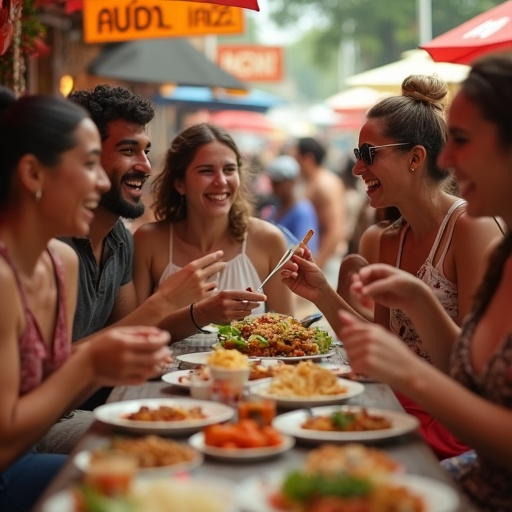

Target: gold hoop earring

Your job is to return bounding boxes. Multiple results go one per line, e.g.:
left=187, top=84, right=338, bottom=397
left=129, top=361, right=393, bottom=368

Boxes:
left=35, top=189, right=42, bottom=201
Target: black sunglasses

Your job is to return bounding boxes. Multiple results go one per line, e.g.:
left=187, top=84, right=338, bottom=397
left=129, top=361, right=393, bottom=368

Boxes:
left=354, top=142, right=414, bottom=166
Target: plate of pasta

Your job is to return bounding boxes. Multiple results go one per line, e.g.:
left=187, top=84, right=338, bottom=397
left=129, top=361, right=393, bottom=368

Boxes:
left=272, top=405, right=420, bottom=442
left=93, top=398, right=235, bottom=435
left=249, top=361, right=365, bottom=408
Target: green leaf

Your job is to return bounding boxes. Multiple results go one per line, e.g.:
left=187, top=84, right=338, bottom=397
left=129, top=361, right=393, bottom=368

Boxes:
left=331, top=411, right=356, bottom=430
left=248, top=334, right=269, bottom=346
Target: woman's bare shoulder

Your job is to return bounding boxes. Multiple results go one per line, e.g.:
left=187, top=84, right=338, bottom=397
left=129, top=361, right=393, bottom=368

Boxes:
left=49, top=239, right=78, bottom=267
left=133, top=220, right=169, bottom=243
left=360, top=220, right=400, bottom=264
left=248, top=217, right=286, bottom=241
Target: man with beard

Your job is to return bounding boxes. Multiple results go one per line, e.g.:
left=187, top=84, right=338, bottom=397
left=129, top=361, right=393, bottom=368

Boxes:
left=35, top=86, right=258, bottom=454
left=63, top=85, right=225, bottom=343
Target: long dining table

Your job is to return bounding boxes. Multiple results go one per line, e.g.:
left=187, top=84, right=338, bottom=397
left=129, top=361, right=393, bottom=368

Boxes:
left=33, top=333, right=477, bottom=512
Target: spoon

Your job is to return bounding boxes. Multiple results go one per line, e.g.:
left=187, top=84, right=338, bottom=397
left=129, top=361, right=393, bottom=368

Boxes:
left=299, top=313, right=323, bottom=328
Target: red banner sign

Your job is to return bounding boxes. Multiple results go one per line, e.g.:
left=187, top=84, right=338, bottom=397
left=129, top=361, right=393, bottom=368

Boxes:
left=217, top=45, right=284, bottom=82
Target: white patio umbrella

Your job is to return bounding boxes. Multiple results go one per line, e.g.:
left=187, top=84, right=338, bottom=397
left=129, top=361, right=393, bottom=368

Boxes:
left=326, top=87, right=392, bottom=111
left=345, top=50, right=470, bottom=94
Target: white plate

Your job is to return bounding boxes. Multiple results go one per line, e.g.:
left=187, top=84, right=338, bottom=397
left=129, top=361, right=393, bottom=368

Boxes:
left=249, top=377, right=365, bottom=408
left=161, top=370, right=271, bottom=389
left=42, top=476, right=237, bottom=512
left=255, top=349, right=336, bottom=362
left=272, top=405, right=420, bottom=442
left=176, top=351, right=215, bottom=366
left=235, top=472, right=459, bottom=512
left=178, top=350, right=336, bottom=365
left=318, top=363, right=352, bottom=376
left=73, top=446, right=204, bottom=476
left=188, top=431, right=295, bottom=461
left=162, top=370, right=206, bottom=389
left=93, top=398, right=235, bottom=435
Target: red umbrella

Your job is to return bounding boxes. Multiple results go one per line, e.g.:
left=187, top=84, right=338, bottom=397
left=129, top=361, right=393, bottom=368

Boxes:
left=420, top=0, right=512, bottom=64
left=209, top=110, right=274, bottom=134
left=46, top=0, right=259, bottom=14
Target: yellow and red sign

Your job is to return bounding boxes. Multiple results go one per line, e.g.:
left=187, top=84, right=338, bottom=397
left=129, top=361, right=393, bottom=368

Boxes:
left=217, top=45, right=284, bottom=82
left=83, top=0, right=244, bottom=44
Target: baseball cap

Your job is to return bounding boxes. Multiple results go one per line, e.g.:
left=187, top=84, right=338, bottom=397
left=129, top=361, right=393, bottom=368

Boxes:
left=266, top=155, right=300, bottom=182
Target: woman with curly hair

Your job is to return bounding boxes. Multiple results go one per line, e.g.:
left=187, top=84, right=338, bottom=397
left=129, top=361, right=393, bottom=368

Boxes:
left=133, top=123, right=293, bottom=337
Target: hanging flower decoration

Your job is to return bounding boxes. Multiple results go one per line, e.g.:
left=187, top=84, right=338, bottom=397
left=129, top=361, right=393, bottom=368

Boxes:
left=0, top=0, right=46, bottom=95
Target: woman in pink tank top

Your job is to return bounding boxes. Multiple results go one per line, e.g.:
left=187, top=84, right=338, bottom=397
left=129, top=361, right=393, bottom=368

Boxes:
left=0, top=95, right=171, bottom=512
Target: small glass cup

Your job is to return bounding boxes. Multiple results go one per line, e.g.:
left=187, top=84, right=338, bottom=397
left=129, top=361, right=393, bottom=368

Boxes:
left=209, top=366, right=251, bottom=406
left=238, top=398, right=276, bottom=426
left=84, top=453, right=138, bottom=497
left=189, top=372, right=212, bottom=400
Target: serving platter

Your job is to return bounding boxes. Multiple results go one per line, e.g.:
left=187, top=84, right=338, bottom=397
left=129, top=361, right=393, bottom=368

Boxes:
left=177, top=350, right=335, bottom=366
left=249, top=378, right=365, bottom=408
left=73, top=446, right=204, bottom=476
left=188, top=432, right=295, bottom=461
left=235, top=472, right=459, bottom=512
left=93, top=398, right=234, bottom=435
left=272, top=405, right=420, bottom=442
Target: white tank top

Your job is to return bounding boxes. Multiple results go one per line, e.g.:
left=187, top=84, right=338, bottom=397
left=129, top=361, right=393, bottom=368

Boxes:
left=159, top=224, right=266, bottom=314
left=390, top=199, right=466, bottom=361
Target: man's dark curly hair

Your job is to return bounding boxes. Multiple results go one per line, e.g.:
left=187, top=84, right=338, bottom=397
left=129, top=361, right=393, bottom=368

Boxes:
left=68, top=84, right=155, bottom=141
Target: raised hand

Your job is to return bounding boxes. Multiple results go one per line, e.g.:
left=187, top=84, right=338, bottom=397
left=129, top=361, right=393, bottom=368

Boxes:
left=351, top=263, right=432, bottom=314
left=192, top=289, right=267, bottom=326
left=85, top=326, right=172, bottom=385
left=280, top=247, right=329, bottom=302
left=338, top=310, right=419, bottom=391
left=158, top=251, right=227, bottom=310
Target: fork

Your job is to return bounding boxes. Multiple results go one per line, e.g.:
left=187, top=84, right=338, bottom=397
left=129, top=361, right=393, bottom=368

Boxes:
left=255, top=242, right=301, bottom=292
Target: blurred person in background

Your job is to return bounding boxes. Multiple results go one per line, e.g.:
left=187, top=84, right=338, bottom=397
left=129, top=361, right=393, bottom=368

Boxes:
left=132, top=122, right=293, bottom=332
left=0, top=95, right=171, bottom=512
left=282, top=74, right=502, bottom=460
left=295, top=137, right=346, bottom=280
left=263, top=154, right=319, bottom=255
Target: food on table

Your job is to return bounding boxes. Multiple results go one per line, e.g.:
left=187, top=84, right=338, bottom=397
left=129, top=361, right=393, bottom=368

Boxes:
left=73, top=477, right=227, bottom=512
left=238, top=399, right=276, bottom=426
left=302, top=408, right=392, bottom=432
left=83, top=453, right=137, bottom=497
left=90, top=435, right=198, bottom=468
left=178, top=367, right=211, bottom=384
left=270, top=444, right=423, bottom=512
left=176, top=362, right=282, bottom=384
left=217, top=312, right=333, bottom=357
left=207, top=348, right=249, bottom=368
left=266, top=361, right=348, bottom=397
left=203, top=419, right=283, bottom=449
left=249, top=362, right=285, bottom=380
left=123, top=405, right=206, bottom=422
